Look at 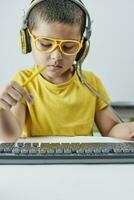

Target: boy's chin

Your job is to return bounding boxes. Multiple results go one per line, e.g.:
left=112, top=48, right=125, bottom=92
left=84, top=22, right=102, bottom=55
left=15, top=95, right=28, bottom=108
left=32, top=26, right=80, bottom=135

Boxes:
left=45, top=70, right=61, bottom=79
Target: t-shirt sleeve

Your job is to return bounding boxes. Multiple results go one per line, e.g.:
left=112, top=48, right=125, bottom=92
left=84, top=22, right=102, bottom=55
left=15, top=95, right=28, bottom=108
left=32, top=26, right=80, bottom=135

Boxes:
left=94, top=75, right=111, bottom=112
left=13, top=71, right=25, bottom=85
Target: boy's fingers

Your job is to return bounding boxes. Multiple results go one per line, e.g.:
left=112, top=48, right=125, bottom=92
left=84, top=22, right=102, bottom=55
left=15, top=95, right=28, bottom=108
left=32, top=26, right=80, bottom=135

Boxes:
left=129, top=133, right=134, bottom=140
left=2, top=93, right=17, bottom=106
left=27, top=93, right=33, bottom=104
left=8, top=88, right=23, bottom=101
left=11, top=81, right=33, bottom=103
left=0, top=98, right=11, bottom=110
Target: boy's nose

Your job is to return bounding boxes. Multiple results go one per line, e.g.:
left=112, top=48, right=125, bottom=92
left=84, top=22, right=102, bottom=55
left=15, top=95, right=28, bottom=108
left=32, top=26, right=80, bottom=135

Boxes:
left=50, top=47, right=63, bottom=61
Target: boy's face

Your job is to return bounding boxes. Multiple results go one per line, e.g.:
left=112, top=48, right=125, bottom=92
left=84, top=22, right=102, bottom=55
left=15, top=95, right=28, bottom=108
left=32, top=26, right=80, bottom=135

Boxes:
left=31, top=21, right=82, bottom=84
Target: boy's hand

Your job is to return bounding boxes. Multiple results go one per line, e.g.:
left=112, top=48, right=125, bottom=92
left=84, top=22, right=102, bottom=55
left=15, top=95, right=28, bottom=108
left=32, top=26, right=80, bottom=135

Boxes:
left=129, top=122, right=134, bottom=140
left=0, top=81, right=33, bottom=110
left=129, top=133, right=134, bottom=140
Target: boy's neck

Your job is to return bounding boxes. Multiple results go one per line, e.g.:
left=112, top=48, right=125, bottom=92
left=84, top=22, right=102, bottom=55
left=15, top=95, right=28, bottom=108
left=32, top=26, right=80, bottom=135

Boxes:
left=41, top=68, right=74, bottom=85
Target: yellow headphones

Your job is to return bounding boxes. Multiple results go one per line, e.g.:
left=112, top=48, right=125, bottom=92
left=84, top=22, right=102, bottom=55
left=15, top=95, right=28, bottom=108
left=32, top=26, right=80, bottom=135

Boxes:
left=20, top=0, right=92, bottom=63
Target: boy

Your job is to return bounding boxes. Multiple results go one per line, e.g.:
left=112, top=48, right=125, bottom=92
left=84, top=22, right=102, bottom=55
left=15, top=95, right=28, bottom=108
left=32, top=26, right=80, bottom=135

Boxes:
left=0, top=0, right=133, bottom=142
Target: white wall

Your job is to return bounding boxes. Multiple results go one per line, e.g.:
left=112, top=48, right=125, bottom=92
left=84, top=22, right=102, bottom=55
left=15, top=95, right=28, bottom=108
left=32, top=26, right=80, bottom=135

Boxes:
left=0, top=0, right=134, bottom=102
left=83, top=0, right=134, bottom=102
left=0, top=0, right=33, bottom=86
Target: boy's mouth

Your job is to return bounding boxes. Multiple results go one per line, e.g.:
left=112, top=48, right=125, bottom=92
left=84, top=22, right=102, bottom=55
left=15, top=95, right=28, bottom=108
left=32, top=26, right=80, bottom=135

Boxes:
left=48, top=64, right=63, bottom=70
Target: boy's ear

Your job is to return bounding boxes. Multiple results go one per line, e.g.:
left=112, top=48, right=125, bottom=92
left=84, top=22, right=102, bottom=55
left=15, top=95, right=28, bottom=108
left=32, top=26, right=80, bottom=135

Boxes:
left=75, top=37, right=90, bottom=63
left=19, top=29, right=31, bottom=54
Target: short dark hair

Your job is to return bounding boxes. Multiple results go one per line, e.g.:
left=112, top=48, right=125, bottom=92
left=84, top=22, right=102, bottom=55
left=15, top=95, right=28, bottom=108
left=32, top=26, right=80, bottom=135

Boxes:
left=28, top=0, right=86, bottom=36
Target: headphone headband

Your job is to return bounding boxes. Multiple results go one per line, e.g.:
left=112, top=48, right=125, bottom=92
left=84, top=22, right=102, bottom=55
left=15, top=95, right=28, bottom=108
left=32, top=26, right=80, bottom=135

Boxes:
left=22, top=0, right=91, bottom=39
left=20, top=0, right=91, bottom=63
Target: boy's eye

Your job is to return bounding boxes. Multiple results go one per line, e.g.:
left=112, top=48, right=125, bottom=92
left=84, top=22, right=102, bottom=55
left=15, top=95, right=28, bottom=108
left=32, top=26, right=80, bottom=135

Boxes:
left=62, top=43, right=78, bottom=52
left=40, top=43, right=52, bottom=48
left=36, top=39, right=54, bottom=49
left=62, top=43, right=75, bottom=48
left=63, top=46, right=74, bottom=50
left=66, top=45, right=74, bottom=48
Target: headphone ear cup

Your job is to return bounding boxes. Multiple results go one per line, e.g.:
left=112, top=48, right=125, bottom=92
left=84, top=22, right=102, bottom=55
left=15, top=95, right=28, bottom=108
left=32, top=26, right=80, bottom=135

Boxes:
left=19, top=29, right=31, bottom=54
left=75, top=37, right=90, bottom=63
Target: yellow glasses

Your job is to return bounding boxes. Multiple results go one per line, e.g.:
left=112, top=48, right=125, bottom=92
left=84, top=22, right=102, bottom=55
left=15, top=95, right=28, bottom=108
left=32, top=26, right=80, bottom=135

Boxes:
left=28, top=29, right=83, bottom=56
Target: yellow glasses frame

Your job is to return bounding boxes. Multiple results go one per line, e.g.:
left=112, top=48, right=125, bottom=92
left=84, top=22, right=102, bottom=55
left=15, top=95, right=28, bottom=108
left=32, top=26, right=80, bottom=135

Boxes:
left=27, top=29, right=84, bottom=56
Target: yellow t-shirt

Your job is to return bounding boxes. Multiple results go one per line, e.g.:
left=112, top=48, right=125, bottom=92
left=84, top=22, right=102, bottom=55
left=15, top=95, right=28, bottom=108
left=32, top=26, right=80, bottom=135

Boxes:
left=13, top=66, right=111, bottom=137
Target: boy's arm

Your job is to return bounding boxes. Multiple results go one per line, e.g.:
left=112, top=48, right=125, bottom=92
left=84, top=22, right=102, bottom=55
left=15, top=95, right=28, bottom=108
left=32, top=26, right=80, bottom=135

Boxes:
left=94, top=106, right=132, bottom=140
left=0, top=81, right=32, bottom=142
left=108, top=122, right=134, bottom=140
left=0, top=103, right=26, bottom=142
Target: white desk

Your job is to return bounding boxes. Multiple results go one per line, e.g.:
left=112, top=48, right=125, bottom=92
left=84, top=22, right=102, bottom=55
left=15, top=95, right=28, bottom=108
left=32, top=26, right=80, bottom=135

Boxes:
left=0, top=136, right=134, bottom=200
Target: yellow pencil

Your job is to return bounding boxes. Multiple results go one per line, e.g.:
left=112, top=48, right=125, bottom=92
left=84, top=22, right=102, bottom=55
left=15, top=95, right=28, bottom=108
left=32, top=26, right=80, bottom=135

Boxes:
left=21, top=65, right=47, bottom=87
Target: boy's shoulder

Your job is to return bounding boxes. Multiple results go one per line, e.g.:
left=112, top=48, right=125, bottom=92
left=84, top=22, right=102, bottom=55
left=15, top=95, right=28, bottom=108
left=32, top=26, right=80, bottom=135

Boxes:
left=14, top=66, right=35, bottom=77
left=82, top=70, right=101, bottom=84
left=13, top=66, right=35, bottom=84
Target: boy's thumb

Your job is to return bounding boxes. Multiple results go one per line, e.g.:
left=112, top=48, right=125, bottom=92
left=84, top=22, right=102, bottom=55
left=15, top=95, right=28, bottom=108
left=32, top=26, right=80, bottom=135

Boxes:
left=26, top=93, right=33, bottom=104
left=129, top=132, right=134, bottom=139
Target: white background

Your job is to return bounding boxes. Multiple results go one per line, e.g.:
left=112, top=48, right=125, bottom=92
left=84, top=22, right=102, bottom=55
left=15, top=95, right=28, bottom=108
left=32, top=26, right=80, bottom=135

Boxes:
left=0, top=0, right=134, bottom=102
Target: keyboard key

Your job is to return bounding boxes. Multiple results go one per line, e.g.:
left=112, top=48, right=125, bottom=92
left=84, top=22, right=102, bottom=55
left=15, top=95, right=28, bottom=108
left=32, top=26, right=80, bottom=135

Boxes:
left=17, top=143, right=24, bottom=147
left=21, top=148, right=29, bottom=154
left=12, top=147, right=21, bottom=154
left=29, top=148, right=38, bottom=154
left=32, top=143, right=39, bottom=147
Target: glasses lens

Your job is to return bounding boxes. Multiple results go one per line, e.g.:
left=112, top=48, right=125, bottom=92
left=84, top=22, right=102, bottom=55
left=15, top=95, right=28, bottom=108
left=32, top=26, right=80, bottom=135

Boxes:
left=61, top=41, right=80, bottom=54
left=35, top=38, right=55, bottom=52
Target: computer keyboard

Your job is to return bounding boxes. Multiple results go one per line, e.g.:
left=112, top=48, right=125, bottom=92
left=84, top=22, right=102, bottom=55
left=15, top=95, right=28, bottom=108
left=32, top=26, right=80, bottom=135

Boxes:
left=0, top=142, right=134, bottom=164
